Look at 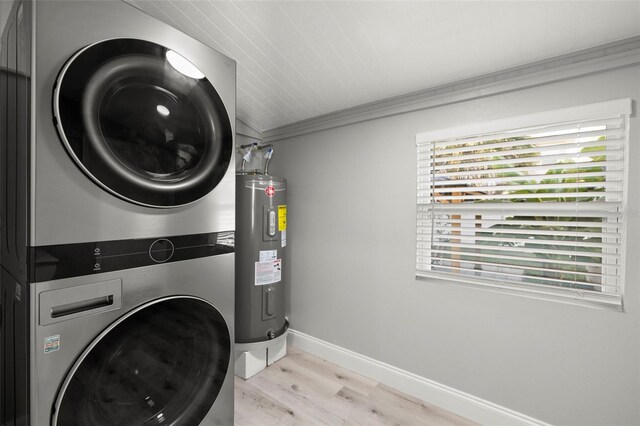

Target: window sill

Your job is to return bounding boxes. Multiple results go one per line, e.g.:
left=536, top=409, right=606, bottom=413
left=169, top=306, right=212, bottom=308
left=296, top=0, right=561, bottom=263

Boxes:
left=416, top=270, right=624, bottom=312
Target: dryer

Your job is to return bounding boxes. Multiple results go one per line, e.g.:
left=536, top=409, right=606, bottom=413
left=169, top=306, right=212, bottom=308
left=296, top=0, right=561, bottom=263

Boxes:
left=1, top=0, right=236, bottom=424
left=35, top=1, right=235, bottom=245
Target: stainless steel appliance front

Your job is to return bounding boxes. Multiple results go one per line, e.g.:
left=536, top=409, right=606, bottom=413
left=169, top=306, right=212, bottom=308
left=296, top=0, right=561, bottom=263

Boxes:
left=31, top=255, right=235, bottom=426
left=0, top=1, right=236, bottom=424
left=33, top=0, right=236, bottom=246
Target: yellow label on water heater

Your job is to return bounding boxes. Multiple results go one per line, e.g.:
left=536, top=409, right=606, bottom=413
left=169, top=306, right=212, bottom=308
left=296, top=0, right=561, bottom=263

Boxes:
left=278, top=205, right=287, bottom=231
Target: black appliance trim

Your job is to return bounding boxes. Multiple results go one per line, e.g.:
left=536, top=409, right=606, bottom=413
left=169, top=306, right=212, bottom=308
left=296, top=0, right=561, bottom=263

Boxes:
left=29, top=231, right=234, bottom=282
left=1, top=266, right=30, bottom=425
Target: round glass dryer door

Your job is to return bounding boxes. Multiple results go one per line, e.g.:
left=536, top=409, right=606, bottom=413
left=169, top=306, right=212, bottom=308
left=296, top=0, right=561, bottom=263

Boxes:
left=54, top=39, right=233, bottom=207
left=52, top=297, right=231, bottom=426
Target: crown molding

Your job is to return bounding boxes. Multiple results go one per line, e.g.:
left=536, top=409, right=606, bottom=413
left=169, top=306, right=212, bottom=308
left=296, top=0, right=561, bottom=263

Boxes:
left=263, top=36, right=640, bottom=143
left=236, top=118, right=263, bottom=140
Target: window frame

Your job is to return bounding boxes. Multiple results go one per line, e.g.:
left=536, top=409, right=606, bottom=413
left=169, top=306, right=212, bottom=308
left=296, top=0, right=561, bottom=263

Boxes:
left=415, top=99, right=632, bottom=311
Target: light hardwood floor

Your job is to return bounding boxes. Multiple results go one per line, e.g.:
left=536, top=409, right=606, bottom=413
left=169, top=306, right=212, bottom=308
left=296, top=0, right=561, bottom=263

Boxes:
left=234, top=346, right=478, bottom=426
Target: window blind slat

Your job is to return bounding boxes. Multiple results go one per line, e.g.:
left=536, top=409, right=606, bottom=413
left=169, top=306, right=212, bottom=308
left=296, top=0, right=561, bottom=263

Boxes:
left=426, top=248, right=616, bottom=270
left=418, top=181, right=620, bottom=195
left=417, top=201, right=622, bottom=213
left=418, top=214, right=621, bottom=229
left=425, top=256, right=619, bottom=280
left=420, top=149, right=623, bottom=172
left=421, top=191, right=619, bottom=203
left=418, top=225, right=621, bottom=237
left=418, top=241, right=621, bottom=260
left=416, top=266, right=621, bottom=295
left=417, top=117, right=624, bottom=149
left=418, top=129, right=623, bottom=156
left=420, top=170, right=623, bottom=187
left=419, top=160, right=624, bottom=179
left=419, top=234, right=621, bottom=250
left=420, top=136, right=623, bottom=163
left=423, top=225, right=620, bottom=239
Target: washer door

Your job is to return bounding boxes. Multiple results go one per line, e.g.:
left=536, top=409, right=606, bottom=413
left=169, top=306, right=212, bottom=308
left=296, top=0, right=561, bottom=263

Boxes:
left=52, top=297, right=231, bottom=426
left=53, top=38, right=233, bottom=208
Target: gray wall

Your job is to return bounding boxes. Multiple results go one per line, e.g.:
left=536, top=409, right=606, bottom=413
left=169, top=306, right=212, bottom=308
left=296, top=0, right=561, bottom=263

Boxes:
left=0, top=0, right=15, bottom=36
left=269, top=65, right=640, bottom=425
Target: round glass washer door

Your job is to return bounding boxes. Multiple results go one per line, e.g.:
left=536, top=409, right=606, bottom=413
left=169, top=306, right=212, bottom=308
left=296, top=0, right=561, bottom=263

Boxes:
left=53, top=38, right=233, bottom=208
left=52, top=297, right=231, bottom=426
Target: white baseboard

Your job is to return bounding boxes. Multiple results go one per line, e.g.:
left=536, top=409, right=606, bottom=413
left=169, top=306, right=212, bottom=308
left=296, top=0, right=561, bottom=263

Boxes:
left=287, top=329, right=549, bottom=426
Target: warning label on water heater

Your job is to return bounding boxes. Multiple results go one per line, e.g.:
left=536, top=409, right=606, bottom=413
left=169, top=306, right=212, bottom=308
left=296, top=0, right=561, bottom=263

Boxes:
left=278, top=205, right=287, bottom=231
left=259, top=250, right=277, bottom=262
left=255, top=259, right=282, bottom=286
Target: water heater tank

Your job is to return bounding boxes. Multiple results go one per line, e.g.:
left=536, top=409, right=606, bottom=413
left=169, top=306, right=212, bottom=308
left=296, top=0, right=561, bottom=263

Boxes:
left=235, top=174, right=287, bottom=344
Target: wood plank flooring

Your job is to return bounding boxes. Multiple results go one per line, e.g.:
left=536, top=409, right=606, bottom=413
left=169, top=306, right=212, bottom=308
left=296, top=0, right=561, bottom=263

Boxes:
left=234, top=346, right=478, bottom=426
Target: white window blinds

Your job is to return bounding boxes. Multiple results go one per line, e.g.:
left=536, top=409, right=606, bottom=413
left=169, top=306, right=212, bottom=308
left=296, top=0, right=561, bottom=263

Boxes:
left=416, top=99, right=632, bottom=310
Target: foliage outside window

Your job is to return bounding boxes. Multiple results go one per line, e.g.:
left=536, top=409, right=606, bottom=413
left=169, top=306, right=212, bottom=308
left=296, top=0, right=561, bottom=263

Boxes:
left=416, top=100, right=631, bottom=310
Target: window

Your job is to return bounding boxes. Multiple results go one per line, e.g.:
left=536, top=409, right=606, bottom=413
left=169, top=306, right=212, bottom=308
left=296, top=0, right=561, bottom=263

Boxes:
left=416, top=99, right=632, bottom=310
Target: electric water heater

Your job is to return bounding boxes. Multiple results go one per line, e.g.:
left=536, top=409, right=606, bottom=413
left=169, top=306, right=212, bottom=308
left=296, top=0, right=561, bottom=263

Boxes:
left=234, top=153, right=289, bottom=379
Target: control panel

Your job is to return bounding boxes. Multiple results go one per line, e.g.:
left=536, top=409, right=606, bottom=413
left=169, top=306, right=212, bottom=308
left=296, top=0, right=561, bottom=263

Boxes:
left=30, top=231, right=234, bottom=282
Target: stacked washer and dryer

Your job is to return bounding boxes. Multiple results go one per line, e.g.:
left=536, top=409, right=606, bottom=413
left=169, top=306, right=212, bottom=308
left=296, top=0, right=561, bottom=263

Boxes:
left=1, top=1, right=236, bottom=424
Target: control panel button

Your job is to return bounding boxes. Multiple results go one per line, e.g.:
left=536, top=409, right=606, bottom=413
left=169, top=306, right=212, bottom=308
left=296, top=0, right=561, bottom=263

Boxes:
left=149, top=239, right=175, bottom=263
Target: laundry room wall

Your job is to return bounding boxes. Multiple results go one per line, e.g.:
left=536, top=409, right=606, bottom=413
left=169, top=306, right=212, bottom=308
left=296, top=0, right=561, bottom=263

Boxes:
left=0, top=0, right=15, bottom=35
left=268, top=64, right=640, bottom=425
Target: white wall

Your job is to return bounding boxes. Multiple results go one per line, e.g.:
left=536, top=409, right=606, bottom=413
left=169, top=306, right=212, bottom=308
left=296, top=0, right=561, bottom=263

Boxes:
left=269, top=65, right=640, bottom=425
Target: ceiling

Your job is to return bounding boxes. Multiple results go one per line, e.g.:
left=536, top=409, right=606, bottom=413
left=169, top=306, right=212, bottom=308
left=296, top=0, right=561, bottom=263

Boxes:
left=127, top=1, right=640, bottom=135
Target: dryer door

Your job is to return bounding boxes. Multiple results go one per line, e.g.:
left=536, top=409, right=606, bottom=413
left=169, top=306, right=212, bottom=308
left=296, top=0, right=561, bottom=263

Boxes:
left=52, top=297, right=231, bottom=426
left=53, top=38, right=233, bottom=208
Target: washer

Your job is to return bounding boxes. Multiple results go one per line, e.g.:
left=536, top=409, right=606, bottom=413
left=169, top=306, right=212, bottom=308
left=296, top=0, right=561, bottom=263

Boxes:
left=1, top=0, right=236, bottom=424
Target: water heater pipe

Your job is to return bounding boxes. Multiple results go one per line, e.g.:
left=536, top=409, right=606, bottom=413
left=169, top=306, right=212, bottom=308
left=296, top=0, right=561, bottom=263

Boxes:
left=237, top=143, right=274, bottom=174
left=262, top=145, right=274, bottom=175
left=238, top=142, right=258, bottom=172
